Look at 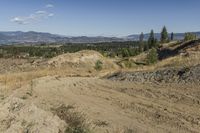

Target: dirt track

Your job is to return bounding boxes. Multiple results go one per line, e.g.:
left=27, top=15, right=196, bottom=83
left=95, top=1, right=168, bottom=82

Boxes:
left=0, top=76, right=200, bottom=133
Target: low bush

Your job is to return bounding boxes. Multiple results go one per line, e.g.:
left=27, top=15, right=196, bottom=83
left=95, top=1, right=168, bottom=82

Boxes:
left=94, top=60, right=103, bottom=71
left=146, top=48, right=158, bottom=64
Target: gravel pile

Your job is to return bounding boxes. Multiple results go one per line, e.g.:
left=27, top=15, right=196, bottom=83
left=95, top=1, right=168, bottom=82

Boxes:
left=107, top=64, right=200, bottom=84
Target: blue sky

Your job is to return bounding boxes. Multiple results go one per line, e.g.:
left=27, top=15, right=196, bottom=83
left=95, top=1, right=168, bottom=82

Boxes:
left=0, top=0, right=199, bottom=36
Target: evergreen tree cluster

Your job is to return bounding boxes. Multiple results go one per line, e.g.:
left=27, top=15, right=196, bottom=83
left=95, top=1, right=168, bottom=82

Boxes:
left=148, top=30, right=158, bottom=49
left=139, top=26, right=170, bottom=53
left=139, top=26, right=169, bottom=65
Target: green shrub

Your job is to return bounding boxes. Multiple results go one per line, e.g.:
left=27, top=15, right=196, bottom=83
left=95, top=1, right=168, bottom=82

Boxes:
left=184, top=33, right=197, bottom=41
left=95, top=60, right=103, bottom=71
left=124, top=60, right=135, bottom=68
left=146, top=48, right=158, bottom=64
left=121, top=48, right=130, bottom=57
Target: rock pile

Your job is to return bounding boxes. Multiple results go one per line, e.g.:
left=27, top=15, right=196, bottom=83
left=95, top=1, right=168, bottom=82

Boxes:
left=107, top=64, right=200, bottom=84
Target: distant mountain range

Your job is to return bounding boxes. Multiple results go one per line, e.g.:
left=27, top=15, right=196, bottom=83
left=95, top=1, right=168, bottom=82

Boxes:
left=0, top=31, right=125, bottom=44
left=0, top=31, right=200, bottom=44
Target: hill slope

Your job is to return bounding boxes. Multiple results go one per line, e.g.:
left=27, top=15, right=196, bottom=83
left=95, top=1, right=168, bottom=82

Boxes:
left=0, top=40, right=200, bottom=133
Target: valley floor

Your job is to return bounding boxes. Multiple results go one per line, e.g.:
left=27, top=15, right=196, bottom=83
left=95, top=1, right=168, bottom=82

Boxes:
left=0, top=76, right=200, bottom=133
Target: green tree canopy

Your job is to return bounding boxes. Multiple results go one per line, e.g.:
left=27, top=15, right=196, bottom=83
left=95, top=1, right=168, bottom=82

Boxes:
left=148, top=30, right=157, bottom=48
left=161, top=26, right=169, bottom=43
left=139, top=32, right=144, bottom=52
left=147, top=48, right=158, bottom=64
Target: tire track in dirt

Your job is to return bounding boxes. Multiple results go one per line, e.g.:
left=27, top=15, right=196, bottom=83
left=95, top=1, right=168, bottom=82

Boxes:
left=1, top=76, right=200, bottom=133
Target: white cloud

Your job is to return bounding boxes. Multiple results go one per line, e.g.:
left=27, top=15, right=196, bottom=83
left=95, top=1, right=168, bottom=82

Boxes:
left=48, top=13, right=54, bottom=17
left=11, top=17, right=29, bottom=25
left=36, top=10, right=47, bottom=14
left=46, top=4, right=54, bottom=8
left=11, top=10, right=54, bottom=25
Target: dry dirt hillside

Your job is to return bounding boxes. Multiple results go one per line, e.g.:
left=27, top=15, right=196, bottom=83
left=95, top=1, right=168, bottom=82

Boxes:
left=0, top=50, right=119, bottom=90
left=1, top=76, right=200, bottom=133
left=0, top=50, right=119, bottom=77
left=121, top=39, right=200, bottom=72
left=0, top=44, right=200, bottom=133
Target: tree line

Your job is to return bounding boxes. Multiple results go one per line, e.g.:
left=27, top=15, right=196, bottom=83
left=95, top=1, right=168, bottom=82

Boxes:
left=138, top=26, right=198, bottom=53
left=138, top=26, right=198, bottom=64
left=0, top=27, right=197, bottom=60
left=0, top=41, right=143, bottom=58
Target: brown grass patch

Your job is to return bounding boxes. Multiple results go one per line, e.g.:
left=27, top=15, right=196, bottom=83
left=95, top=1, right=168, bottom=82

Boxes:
left=53, top=105, right=91, bottom=133
left=0, top=67, right=93, bottom=89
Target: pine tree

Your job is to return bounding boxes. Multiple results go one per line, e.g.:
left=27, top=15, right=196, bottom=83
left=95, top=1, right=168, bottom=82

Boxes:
left=144, top=43, right=149, bottom=51
left=154, top=38, right=158, bottom=48
left=171, top=32, right=174, bottom=41
left=148, top=30, right=156, bottom=48
left=139, top=32, right=144, bottom=52
left=139, top=32, right=144, bottom=42
left=161, top=26, right=168, bottom=43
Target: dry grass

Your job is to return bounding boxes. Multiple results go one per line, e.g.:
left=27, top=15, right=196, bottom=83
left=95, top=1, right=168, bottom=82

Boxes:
left=121, top=51, right=200, bottom=72
left=109, top=127, right=136, bottom=133
left=0, top=47, right=199, bottom=89
left=0, top=50, right=120, bottom=90
left=0, top=67, right=93, bottom=89
left=155, top=52, right=200, bottom=68
left=0, top=69, right=51, bottom=89
left=53, top=105, right=91, bottom=133
left=121, top=41, right=200, bottom=72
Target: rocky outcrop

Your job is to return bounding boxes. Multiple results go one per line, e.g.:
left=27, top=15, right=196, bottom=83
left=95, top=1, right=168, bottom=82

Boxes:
left=107, top=64, right=200, bottom=84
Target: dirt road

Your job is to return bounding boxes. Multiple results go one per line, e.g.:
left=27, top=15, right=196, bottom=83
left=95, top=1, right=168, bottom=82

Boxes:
left=0, top=76, right=200, bottom=133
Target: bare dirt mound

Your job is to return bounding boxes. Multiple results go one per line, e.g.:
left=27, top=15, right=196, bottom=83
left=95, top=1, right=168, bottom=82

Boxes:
left=48, top=50, right=119, bottom=71
left=0, top=96, right=66, bottom=133
left=0, top=77, right=137, bottom=133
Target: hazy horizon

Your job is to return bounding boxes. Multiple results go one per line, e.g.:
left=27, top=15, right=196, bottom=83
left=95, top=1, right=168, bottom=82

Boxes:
left=0, top=0, right=200, bottom=36
left=1, top=30, right=200, bottom=38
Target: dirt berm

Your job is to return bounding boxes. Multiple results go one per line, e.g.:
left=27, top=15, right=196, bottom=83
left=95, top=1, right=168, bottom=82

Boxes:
left=48, top=50, right=119, bottom=70
left=107, top=64, right=200, bottom=84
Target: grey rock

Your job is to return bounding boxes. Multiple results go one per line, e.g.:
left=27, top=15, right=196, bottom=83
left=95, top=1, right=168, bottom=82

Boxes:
left=107, top=64, right=200, bottom=84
